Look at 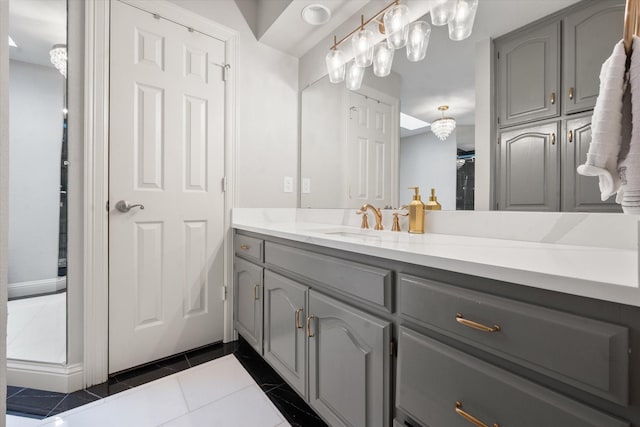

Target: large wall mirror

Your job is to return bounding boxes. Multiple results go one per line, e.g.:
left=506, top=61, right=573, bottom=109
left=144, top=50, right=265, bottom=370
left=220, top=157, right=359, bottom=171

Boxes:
left=8, top=0, right=68, bottom=364
left=300, top=0, right=619, bottom=211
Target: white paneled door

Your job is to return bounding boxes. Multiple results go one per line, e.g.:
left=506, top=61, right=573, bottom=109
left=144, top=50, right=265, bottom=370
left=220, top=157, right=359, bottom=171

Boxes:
left=109, top=1, right=226, bottom=373
left=347, top=91, right=393, bottom=208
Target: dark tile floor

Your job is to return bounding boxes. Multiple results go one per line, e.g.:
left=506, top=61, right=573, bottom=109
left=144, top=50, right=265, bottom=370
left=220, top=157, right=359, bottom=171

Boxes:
left=7, top=338, right=327, bottom=426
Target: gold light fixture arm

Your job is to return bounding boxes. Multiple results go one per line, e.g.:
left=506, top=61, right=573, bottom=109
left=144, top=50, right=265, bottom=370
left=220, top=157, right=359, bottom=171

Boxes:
left=330, top=0, right=401, bottom=50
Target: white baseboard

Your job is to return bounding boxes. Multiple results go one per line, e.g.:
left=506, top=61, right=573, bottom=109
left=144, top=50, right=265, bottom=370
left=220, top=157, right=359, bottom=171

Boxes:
left=8, top=277, right=67, bottom=299
left=7, top=361, right=83, bottom=393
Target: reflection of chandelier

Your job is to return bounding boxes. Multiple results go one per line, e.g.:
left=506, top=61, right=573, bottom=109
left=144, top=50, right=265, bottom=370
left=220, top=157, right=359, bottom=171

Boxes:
left=49, top=44, right=67, bottom=78
left=431, top=105, right=456, bottom=141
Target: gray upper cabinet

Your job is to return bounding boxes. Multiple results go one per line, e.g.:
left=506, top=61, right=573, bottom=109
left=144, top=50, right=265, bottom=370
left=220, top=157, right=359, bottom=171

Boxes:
left=497, top=20, right=560, bottom=127
left=308, top=290, right=391, bottom=427
left=563, top=114, right=622, bottom=211
left=563, top=0, right=625, bottom=114
left=234, top=257, right=263, bottom=353
left=263, top=271, right=307, bottom=396
left=499, top=121, right=560, bottom=211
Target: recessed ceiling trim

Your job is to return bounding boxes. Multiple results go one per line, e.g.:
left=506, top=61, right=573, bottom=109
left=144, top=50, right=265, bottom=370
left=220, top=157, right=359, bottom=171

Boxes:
left=302, top=4, right=332, bottom=26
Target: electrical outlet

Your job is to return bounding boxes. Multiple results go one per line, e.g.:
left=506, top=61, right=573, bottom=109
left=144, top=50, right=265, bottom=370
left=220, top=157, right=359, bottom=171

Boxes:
left=302, top=178, right=311, bottom=194
left=283, top=176, right=293, bottom=193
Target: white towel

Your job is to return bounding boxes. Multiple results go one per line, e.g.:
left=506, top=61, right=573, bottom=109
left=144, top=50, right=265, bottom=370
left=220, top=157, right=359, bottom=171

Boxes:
left=618, top=36, right=640, bottom=214
left=576, top=40, right=627, bottom=200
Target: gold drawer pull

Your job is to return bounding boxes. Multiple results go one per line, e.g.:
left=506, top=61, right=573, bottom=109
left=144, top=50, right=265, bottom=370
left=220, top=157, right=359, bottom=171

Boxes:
left=240, top=244, right=250, bottom=251
left=568, top=87, right=574, bottom=100
left=253, top=284, right=260, bottom=300
left=295, top=308, right=303, bottom=329
left=551, top=132, right=556, bottom=145
left=456, top=313, right=501, bottom=333
left=550, top=92, right=556, bottom=105
left=455, top=402, right=499, bottom=427
left=306, top=315, right=315, bottom=338
left=568, top=129, right=573, bottom=143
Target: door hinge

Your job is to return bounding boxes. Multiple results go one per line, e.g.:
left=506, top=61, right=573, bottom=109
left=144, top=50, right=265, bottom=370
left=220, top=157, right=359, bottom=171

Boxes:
left=222, top=285, right=228, bottom=301
left=221, top=176, right=228, bottom=192
left=222, top=64, right=230, bottom=82
left=389, top=338, right=397, bottom=357
left=497, top=116, right=500, bottom=125
left=106, top=200, right=110, bottom=212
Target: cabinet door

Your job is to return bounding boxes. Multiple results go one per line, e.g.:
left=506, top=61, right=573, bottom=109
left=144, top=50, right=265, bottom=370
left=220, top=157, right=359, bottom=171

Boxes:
left=499, top=121, right=560, bottom=211
left=263, top=271, right=307, bottom=396
left=563, top=115, right=622, bottom=212
left=563, top=0, right=625, bottom=114
left=497, top=20, right=560, bottom=127
left=308, top=291, right=391, bottom=427
left=234, top=257, right=263, bottom=353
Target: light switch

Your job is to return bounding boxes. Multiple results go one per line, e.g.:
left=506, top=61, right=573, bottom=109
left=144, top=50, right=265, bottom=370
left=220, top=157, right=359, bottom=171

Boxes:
left=283, top=176, right=293, bottom=193
left=302, top=178, right=311, bottom=194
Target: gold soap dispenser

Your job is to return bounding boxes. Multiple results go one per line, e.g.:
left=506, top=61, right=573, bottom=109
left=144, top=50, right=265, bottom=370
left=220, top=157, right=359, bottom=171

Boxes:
left=425, top=188, right=442, bottom=210
left=407, top=187, right=425, bottom=234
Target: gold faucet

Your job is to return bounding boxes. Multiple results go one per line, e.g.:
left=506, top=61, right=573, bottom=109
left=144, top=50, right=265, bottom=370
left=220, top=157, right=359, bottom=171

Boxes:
left=358, top=204, right=383, bottom=230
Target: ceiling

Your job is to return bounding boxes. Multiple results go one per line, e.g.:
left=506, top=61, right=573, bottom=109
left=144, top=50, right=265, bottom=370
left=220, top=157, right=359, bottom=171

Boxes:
left=9, top=0, right=66, bottom=68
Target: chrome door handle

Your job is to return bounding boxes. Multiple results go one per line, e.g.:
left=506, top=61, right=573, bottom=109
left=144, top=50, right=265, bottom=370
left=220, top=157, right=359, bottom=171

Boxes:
left=116, top=200, right=145, bottom=213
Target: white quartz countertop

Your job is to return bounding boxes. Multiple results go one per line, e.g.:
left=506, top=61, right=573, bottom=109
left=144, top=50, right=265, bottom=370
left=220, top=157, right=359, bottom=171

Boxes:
left=232, top=209, right=640, bottom=307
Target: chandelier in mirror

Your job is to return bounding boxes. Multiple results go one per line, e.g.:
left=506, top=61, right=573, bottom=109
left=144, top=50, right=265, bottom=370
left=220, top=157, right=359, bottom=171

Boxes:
left=431, top=105, right=456, bottom=141
left=49, top=44, right=67, bottom=78
left=326, top=0, right=478, bottom=90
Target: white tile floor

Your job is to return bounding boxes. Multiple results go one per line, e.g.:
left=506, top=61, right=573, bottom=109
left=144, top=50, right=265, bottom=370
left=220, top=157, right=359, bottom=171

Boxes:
left=7, top=293, right=66, bottom=364
left=6, top=355, right=291, bottom=427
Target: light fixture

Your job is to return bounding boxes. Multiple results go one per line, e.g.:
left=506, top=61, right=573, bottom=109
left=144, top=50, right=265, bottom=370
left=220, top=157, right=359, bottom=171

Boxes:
left=325, top=44, right=345, bottom=83
left=346, top=61, right=365, bottom=91
left=406, top=21, right=431, bottom=62
left=430, top=0, right=457, bottom=26
left=302, top=4, right=332, bottom=26
left=400, top=112, right=430, bottom=130
left=431, top=105, right=456, bottom=140
left=448, top=0, right=479, bottom=41
left=49, top=44, right=67, bottom=78
left=383, top=3, right=409, bottom=49
left=352, top=18, right=374, bottom=67
left=8, top=36, right=17, bottom=47
left=373, top=41, right=394, bottom=77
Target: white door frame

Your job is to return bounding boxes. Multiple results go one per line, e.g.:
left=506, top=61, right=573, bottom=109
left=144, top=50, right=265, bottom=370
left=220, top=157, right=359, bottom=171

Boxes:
left=83, top=0, right=238, bottom=386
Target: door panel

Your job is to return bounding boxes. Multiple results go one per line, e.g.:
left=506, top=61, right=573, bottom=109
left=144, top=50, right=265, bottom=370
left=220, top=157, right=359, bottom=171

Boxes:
left=263, top=271, right=307, bottom=396
left=308, top=290, right=391, bottom=427
left=109, top=1, right=226, bottom=373
left=499, top=122, right=560, bottom=211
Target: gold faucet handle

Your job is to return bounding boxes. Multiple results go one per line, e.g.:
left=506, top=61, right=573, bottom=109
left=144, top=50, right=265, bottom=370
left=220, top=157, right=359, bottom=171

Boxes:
left=356, top=210, right=369, bottom=229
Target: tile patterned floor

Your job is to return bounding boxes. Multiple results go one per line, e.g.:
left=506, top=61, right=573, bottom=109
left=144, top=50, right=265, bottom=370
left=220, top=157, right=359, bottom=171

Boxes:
left=6, top=338, right=328, bottom=427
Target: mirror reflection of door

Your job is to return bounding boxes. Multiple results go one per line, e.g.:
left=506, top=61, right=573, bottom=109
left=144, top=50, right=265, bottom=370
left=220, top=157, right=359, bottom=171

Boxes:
left=7, top=0, right=67, bottom=365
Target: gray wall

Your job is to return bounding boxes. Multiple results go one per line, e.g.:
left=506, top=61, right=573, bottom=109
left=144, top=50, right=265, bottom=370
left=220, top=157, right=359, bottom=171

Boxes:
left=8, top=60, right=64, bottom=284
left=399, top=131, right=457, bottom=210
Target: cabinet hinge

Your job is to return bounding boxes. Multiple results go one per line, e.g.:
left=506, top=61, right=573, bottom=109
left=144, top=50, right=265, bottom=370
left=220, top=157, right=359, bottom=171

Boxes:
left=497, top=116, right=500, bottom=125
left=389, top=339, right=397, bottom=357
left=221, top=176, right=227, bottom=192
left=497, top=135, right=501, bottom=145
left=222, top=285, right=228, bottom=301
left=497, top=51, right=500, bottom=59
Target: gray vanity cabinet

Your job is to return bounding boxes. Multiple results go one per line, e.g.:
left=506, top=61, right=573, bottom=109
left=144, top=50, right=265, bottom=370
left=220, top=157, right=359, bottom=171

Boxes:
left=499, top=121, right=560, bottom=211
left=563, top=0, right=625, bottom=114
left=497, top=20, right=560, bottom=127
left=263, top=271, right=307, bottom=396
left=234, top=256, right=263, bottom=353
left=563, top=114, right=622, bottom=212
left=307, top=290, right=391, bottom=427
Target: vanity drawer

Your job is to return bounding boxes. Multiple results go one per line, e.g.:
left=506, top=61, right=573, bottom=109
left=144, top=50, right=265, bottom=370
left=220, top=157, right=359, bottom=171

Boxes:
left=235, top=234, right=263, bottom=263
left=398, top=274, right=629, bottom=405
left=396, top=327, right=629, bottom=427
left=265, top=242, right=392, bottom=312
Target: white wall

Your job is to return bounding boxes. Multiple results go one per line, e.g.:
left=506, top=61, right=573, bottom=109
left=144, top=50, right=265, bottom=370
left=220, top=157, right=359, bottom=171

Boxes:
left=1, top=0, right=10, bottom=419
left=399, top=130, right=457, bottom=210
left=474, top=37, right=494, bottom=210
left=168, top=0, right=299, bottom=208
left=8, top=60, right=64, bottom=284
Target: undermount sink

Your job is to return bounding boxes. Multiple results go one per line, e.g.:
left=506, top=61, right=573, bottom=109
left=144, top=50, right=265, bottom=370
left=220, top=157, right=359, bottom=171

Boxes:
left=322, top=230, right=383, bottom=242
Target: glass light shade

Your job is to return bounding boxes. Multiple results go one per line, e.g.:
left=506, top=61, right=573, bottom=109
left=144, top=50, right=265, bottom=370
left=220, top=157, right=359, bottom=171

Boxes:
left=346, top=61, right=365, bottom=91
left=406, top=21, right=431, bottom=62
left=430, top=0, right=456, bottom=26
left=352, top=28, right=374, bottom=67
left=431, top=117, right=456, bottom=140
left=49, top=44, right=67, bottom=78
left=326, top=49, right=346, bottom=83
left=448, top=0, right=479, bottom=41
left=383, top=4, right=409, bottom=49
left=373, top=42, right=394, bottom=77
